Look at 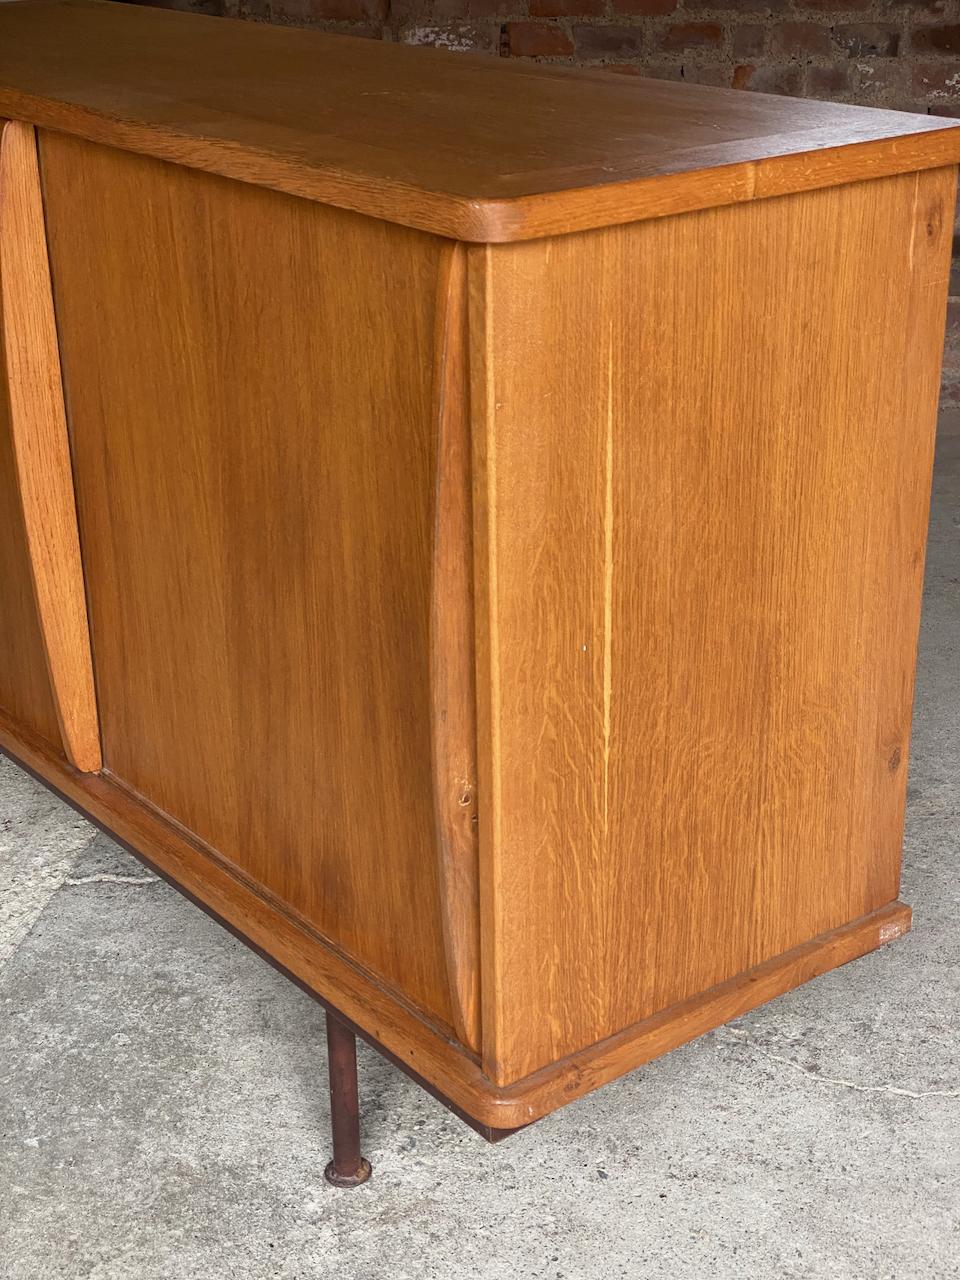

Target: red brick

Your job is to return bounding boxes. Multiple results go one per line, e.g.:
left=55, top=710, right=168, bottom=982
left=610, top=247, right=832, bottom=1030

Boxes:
left=505, top=20, right=573, bottom=55
left=732, top=24, right=765, bottom=58
left=334, top=0, right=386, bottom=19
left=574, top=23, right=645, bottom=56
left=163, top=0, right=222, bottom=13
left=314, top=20, right=384, bottom=34
left=913, top=62, right=960, bottom=98
left=532, top=0, right=602, bottom=16
left=912, top=24, right=960, bottom=55
left=610, top=0, right=676, bottom=13
left=242, top=0, right=385, bottom=21
left=771, top=22, right=833, bottom=57
left=887, top=0, right=948, bottom=11
left=833, top=24, right=900, bottom=58
left=682, top=64, right=729, bottom=87
left=684, top=0, right=786, bottom=11
left=864, top=68, right=917, bottom=112
left=731, top=62, right=754, bottom=89
left=428, top=0, right=518, bottom=18
left=853, top=60, right=907, bottom=100
left=658, top=22, right=723, bottom=52
left=806, top=63, right=852, bottom=96
left=641, top=62, right=685, bottom=82
left=794, top=0, right=871, bottom=10
left=312, top=0, right=382, bottom=20
left=732, top=63, right=803, bottom=95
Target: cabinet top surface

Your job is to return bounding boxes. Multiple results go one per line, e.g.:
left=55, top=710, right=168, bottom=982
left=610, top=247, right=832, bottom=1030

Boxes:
left=0, top=0, right=958, bottom=241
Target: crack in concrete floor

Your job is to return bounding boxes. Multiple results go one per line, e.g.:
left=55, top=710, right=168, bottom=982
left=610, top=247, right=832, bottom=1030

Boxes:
left=720, top=1028, right=960, bottom=1100
left=63, top=873, right=160, bottom=887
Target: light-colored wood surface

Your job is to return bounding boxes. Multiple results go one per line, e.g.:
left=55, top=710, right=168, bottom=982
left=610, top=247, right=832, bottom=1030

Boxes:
left=430, top=242, right=481, bottom=1054
left=0, top=708, right=912, bottom=1128
left=0, top=2, right=958, bottom=241
left=0, top=120, right=100, bottom=772
left=0, top=8, right=950, bottom=1129
left=471, top=167, right=955, bottom=1085
left=489, top=899, right=912, bottom=1117
left=40, top=132, right=458, bottom=1034
left=0, top=327, right=61, bottom=753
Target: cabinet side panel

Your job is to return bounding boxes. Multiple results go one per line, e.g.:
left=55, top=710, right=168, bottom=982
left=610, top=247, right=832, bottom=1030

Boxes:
left=40, top=132, right=457, bottom=1032
left=476, top=169, right=954, bottom=1084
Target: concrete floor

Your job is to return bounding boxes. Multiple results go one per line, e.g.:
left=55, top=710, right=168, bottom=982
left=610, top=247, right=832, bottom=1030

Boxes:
left=1, top=439, right=958, bottom=1280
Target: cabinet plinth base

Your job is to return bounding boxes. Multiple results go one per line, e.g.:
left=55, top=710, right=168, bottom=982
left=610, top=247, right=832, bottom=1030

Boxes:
left=0, top=715, right=911, bottom=1135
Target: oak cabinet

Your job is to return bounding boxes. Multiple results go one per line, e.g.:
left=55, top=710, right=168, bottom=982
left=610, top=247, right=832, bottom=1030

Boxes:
left=0, top=0, right=957, bottom=1148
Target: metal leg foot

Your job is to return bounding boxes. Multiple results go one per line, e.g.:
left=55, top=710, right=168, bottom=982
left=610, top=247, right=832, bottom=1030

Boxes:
left=323, top=1013, right=372, bottom=1188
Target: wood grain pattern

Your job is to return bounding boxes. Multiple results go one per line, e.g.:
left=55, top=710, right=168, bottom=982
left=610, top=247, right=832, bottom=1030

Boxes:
left=0, top=2, right=958, bottom=241
left=489, top=900, right=912, bottom=1118
left=0, top=120, right=100, bottom=772
left=430, top=241, right=481, bottom=1054
left=471, top=167, right=955, bottom=1085
left=39, top=132, right=458, bottom=1033
left=0, top=328, right=61, bottom=752
left=0, top=14, right=948, bottom=1131
left=0, top=710, right=912, bottom=1128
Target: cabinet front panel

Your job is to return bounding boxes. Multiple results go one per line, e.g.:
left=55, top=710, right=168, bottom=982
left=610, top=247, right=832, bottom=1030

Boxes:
left=472, top=167, right=955, bottom=1083
left=40, top=132, right=457, bottom=1033
left=0, top=368, right=61, bottom=749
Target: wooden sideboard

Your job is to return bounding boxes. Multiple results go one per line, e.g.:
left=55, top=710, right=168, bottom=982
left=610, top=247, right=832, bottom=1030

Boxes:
left=1, top=0, right=957, bottom=1181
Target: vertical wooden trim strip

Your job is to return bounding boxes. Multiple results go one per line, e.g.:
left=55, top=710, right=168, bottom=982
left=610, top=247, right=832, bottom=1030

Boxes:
left=0, top=120, right=101, bottom=772
left=430, top=239, right=481, bottom=1054
left=467, top=242, right=506, bottom=1085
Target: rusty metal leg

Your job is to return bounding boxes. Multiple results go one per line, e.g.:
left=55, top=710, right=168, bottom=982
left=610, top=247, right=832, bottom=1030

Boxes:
left=323, top=1012, right=372, bottom=1188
